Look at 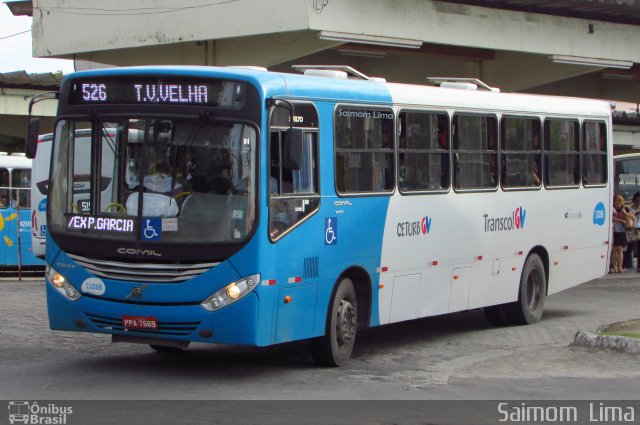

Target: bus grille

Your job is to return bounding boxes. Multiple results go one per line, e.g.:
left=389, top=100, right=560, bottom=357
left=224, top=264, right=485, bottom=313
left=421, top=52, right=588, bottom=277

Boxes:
left=68, top=254, right=219, bottom=283
left=86, top=313, right=200, bottom=336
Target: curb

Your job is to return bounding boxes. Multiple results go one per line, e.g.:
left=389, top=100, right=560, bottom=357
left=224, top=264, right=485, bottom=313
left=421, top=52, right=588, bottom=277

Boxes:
left=574, top=331, right=640, bottom=354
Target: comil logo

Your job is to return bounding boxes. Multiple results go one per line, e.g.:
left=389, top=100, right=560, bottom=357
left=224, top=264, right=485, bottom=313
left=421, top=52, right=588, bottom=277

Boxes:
left=397, top=216, right=432, bottom=237
left=484, top=207, right=527, bottom=232
left=8, top=401, right=72, bottom=424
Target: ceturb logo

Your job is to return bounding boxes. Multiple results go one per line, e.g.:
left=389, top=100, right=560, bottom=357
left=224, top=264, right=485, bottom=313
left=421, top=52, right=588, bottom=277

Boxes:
left=484, top=207, right=527, bottom=232
left=397, top=216, right=432, bottom=237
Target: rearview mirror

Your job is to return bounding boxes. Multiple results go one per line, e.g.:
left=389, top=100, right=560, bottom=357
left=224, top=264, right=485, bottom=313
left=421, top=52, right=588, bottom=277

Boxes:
left=282, top=128, right=304, bottom=171
left=25, top=118, right=40, bottom=159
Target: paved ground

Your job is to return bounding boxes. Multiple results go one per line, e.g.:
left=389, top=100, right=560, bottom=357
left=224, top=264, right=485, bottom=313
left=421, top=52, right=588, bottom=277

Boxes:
left=0, top=273, right=639, bottom=400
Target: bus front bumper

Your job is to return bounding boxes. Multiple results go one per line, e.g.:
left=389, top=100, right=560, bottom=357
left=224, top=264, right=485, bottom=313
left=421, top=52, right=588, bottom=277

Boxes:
left=46, top=282, right=262, bottom=346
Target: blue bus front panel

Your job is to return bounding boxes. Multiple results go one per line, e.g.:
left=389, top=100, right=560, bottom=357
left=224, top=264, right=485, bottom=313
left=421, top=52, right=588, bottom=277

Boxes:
left=46, top=279, right=261, bottom=346
left=46, top=237, right=269, bottom=346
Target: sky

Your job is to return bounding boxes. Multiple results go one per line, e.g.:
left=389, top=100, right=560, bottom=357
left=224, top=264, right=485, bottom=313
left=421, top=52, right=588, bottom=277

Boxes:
left=0, top=4, right=74, bottom=74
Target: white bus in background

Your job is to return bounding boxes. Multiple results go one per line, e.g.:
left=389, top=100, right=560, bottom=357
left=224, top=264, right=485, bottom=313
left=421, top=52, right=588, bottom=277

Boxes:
left=614, top=153, right=640, bottom=201
left=31, top=128, right=119, bottom=258
left=31, top=133, right=53, bottom=258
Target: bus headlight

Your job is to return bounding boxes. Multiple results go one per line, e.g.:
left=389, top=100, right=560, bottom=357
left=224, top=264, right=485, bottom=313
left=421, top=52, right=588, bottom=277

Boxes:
left=201, top=274, right=259, bottom=312
left=46, top=265, right=81, bottom=301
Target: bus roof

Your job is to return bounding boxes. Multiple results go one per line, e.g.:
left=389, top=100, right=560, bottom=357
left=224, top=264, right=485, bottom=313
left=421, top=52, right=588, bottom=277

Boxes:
left=63, top=65, right=612, bottom=118
left=0, top=153, right=32, bottom=169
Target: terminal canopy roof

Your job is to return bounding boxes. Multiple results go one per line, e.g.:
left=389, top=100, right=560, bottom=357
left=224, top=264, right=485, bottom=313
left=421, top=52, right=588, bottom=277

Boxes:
left=445, top=0, right=640, bottom=25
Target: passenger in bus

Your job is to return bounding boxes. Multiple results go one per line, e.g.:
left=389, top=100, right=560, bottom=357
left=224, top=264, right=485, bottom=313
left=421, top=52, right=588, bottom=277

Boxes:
left=488, top=155, right=498, bottom=187
left=269, top=174, right=293, bottom=238
left=125, top=158, right=182, bottom=217
left=611, top=194, right=634, bottom=273
left=0, top=190, right=9, bottom=208
left=143, top=160, right=175, bottom=193
left=530, top=162, right=541, bottom=186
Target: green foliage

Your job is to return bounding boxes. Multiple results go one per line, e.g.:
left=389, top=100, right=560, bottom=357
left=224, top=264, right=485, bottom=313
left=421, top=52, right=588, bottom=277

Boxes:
left=598, top=331, right=640, bottom=340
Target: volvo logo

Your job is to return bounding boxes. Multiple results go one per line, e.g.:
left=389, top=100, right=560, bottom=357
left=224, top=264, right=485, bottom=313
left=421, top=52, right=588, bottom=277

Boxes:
left=117, top=247, right=162, bottom=257
left=125, top=284, right=149, bottom=300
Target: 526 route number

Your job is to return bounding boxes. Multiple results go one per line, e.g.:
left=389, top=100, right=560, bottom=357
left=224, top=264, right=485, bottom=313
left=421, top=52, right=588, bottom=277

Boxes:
left=81, top=83, right=107, bottom=102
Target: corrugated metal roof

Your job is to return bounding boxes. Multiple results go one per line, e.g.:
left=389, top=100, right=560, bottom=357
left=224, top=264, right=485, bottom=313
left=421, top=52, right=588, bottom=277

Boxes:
left=4, top=0, right=32, bottom=16
left=613, top=106, right=640, bottom=124
left=0, top=71, right=62, bottom=90
left=4, top=0, right=33, bottom=16
left=445, top=0, right=640, bottom=25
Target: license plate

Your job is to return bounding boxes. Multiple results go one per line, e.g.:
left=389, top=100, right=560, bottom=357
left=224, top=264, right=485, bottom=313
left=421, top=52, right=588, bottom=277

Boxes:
left=122, top=316, right=158, bottom=330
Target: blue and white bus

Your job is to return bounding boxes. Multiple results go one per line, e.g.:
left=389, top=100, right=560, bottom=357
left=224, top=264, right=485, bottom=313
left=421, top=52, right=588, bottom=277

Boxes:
left=0, top=152, right=44, bottom=269
left=27, top=65, right=611, bottom=366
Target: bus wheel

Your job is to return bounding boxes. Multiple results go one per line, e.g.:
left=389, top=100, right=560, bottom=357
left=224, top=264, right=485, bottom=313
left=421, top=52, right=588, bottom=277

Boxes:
left=311, top=277, right=357, bottom=367
left=506, top=254, right=546, bottom=325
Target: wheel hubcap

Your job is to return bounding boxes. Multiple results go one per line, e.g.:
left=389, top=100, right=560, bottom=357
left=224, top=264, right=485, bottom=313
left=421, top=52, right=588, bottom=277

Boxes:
left=336, top=299, right=356, bottom=346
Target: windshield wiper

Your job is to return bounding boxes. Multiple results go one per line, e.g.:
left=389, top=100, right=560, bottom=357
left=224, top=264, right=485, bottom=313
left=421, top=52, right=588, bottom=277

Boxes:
left=183, top=109, right=214, bottom=148
left=101, top=121, right=117, bottom=155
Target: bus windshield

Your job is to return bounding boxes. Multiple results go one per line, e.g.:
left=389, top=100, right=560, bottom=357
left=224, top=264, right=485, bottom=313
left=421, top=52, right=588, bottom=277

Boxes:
left=49, top=117, right=257, bottom=248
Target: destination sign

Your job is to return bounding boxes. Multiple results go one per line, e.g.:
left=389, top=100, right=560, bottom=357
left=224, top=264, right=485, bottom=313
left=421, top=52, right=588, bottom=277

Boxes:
left=67, top=214, right=135, bottom=234
left=68, top=76, right=245, bottom=109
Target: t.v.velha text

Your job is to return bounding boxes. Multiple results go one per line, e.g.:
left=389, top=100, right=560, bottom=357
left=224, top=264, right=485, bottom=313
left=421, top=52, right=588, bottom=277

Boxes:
left=498, top=402, right=636, bottom=423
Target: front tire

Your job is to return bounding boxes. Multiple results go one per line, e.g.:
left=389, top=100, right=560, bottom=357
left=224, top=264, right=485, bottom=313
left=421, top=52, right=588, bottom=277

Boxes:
left=311, top=277, right=358, bottom=367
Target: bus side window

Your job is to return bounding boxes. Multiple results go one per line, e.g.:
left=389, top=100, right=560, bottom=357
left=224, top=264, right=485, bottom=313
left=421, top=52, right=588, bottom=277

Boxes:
left=544, top=119, right=580, bottom=187
left=501, top=117, right=542, bottom=189
left=0, top=168, right=9, bottom=208
left=269, top=130, right=320, bottom=240
left=334, top=106, right=394, bottom=194
left=453, top=114, right=498, bottom=190
left=11, top=168, right=31, bottom=209
left=398, top=111, right=449, bottom=192
left=582, top=121, right=607, bottom=186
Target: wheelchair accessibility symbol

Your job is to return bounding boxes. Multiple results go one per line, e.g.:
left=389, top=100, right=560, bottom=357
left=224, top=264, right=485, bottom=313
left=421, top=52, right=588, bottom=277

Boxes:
left=325, top=217, right=337, bottom=245
left=142, top=218, right=161, bottom=241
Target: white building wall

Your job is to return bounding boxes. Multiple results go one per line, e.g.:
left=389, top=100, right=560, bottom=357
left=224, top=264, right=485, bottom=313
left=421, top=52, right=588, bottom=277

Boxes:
left=0, top=89, right=57, bottom=138
left=32, top=0, right=312, bottom=57
left=308, top=1, right=640, bottom=62
left=614, top=126, right=640, bottom=148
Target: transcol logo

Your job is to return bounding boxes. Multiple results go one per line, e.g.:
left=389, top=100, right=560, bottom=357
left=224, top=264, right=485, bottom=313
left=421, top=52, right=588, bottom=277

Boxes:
left=484, top=207, right=527, bottom=232
left=397, top=216, right=432, bottom=237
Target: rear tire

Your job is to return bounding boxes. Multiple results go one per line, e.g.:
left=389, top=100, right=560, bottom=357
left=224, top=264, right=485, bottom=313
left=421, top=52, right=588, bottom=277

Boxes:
left=505, top=254, right=546, bottom=325
left=311, top=277, right=358, bottom=367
